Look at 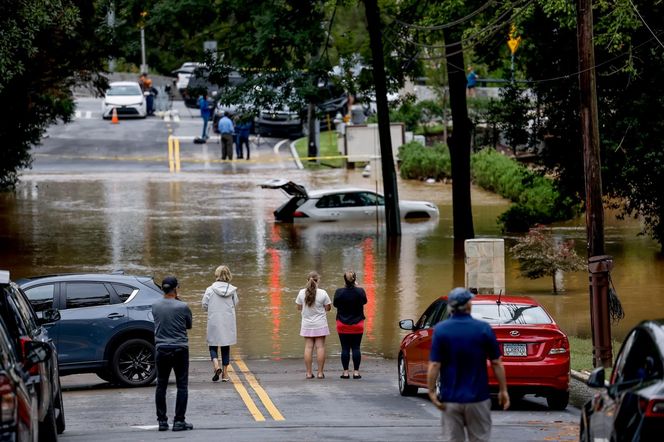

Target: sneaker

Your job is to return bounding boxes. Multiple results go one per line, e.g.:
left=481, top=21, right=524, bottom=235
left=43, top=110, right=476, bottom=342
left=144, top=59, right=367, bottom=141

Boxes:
left=158, top=421, right=169, bottom=431
left=172, top=421, right=193, bottom=432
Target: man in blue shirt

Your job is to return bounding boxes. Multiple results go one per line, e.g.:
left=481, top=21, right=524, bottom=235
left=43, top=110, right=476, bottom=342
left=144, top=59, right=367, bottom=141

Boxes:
left=217, top=112, right=235, bottom=160
left=427, top=288, right=509, bottom=441
left=198, top=94, right=211, bottom=140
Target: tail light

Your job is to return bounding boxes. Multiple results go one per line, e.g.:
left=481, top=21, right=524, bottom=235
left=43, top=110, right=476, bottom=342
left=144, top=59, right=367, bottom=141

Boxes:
left=0, top=374, right=17, bottom=426
left=19, top=338, right=40, bottom=376
left=639, top=398, right=664, bottom=417
left=292, top=211, right=309, bottom=218
left=548, top=336, right=569, bottom=355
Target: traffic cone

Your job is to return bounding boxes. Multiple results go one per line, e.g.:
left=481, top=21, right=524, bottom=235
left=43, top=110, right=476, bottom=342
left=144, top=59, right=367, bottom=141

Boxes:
left=111, top=108, right=119, bottom=124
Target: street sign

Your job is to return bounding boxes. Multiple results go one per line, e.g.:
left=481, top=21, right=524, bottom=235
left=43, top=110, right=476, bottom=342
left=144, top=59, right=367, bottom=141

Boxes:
left=508, top=24, right=521, bottom=54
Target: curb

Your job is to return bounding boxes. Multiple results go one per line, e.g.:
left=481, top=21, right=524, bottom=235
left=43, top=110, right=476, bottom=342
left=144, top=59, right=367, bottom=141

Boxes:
left=571, top=369, right=591, bottom=383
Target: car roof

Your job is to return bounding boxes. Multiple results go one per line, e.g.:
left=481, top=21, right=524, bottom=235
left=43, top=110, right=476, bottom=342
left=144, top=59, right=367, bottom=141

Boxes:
left=109, top=81, right=141, bottom=87
left=436, top=294, right=541, bottom=305
left=17, top=273, right=156, bottom=287
left=307, top=188, right=379, bottom=198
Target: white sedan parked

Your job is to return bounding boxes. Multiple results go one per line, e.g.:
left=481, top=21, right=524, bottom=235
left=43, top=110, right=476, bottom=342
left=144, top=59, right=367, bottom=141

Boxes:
left=101, top=81, right=147, bottom=119
left=260, top=179, right=439, bottom=222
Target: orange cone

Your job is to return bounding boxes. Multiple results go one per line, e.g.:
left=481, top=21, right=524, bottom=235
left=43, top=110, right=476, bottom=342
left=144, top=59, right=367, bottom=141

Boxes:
left=111, top=108, right=119, bottom=124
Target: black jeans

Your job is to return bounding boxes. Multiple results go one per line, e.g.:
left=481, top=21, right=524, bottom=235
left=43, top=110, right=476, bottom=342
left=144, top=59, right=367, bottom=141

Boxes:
left=339, top=333, right=363, bottom=371
left=155, top=347, right=189, bottom=423
left=209, top=345, right=230, bottom=366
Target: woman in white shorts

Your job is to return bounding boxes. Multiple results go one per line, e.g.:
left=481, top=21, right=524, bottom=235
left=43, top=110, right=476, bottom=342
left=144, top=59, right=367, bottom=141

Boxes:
left=295, top=271, right=331, bottom=379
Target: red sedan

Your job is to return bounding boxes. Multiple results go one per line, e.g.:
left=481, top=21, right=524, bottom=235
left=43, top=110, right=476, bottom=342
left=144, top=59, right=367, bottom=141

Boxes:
left=398, top=294, right=570, bottom=410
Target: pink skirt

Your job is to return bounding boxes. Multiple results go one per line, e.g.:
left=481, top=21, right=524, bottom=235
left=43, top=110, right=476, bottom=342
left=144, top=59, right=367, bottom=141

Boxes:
left=300, top=325, right=330, bottom=337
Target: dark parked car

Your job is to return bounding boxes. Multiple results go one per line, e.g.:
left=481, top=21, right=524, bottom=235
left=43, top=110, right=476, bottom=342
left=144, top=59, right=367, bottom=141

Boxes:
left=18, top=273, right=163, bottom=387
left=580, top=319, right=664, bottom=441
left=0, top=317, right=39, bottom=442
left=1, top=270, right=64, bottom=440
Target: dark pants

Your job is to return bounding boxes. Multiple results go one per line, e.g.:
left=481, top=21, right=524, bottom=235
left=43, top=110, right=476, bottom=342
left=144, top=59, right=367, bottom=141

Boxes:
left=221, top=133, right=233, bottom=160
left=209, top=345, right=230, bottom=366
left=237, top=136, right=249, bottom=159
left=339, top=333, right=363, bottom=370
left=155, top=347, right=189, bottom=423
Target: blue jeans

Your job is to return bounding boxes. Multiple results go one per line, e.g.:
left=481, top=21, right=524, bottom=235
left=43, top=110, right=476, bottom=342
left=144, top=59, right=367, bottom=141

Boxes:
left=209, top=345, right=230, bottom=366
left=201, top=115, right=209, bottom=139
left=155, top=347, right=189, bottom=423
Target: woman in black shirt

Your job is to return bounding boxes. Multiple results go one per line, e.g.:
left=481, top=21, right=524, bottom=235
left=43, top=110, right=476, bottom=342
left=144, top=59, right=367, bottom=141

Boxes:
left=333, top=271, right=367, bottom=379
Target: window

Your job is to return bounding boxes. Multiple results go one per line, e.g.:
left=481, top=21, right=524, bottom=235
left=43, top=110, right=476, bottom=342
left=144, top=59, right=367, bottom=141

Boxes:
left=9, top=287, right=38, bottom=331
left=416, top=300, right=446, bottom=329
left=471, top=303, right=553, bottom=325
left=316, top=195, right=342, bottom=208
left=339, top=193, right=364, bottom=208
left=357, top=192, right=384, bottom=206
left=112, top=284, right=137, bottom=303
left=65, top=283, right=111, bottom=309
left=24, top=284, right=55, bottom=312
left=614, top=329, right=663, bottom=384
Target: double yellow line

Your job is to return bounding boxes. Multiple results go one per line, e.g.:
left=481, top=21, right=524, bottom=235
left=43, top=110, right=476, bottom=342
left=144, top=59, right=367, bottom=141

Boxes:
left=228, top=358, right=284, bottom=422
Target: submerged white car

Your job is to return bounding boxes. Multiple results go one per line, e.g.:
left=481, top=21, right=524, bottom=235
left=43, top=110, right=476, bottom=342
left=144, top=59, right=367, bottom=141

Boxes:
left=101, top=81, right=146, bottom=119
left=260, top=179, right=439, bottom=222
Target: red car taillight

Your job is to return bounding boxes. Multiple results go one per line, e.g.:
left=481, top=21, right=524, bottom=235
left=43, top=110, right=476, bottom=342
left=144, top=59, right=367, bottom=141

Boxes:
left=293, top=211, right=309, bottom=218
left=548, top=336, right=569, bottom=356
left=639, top=398, right=664, bottom=417
left=19, top=338, right=40, bottom=376
left=0, top=374, right=17, bottom=426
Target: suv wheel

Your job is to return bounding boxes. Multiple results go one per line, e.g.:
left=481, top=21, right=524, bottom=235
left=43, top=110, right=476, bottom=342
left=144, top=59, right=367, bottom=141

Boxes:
left=39, top=401, right=58, bottom=442
left=398, top=355, right=418, bottom=396
left=111, top=338, right=156, bottom=387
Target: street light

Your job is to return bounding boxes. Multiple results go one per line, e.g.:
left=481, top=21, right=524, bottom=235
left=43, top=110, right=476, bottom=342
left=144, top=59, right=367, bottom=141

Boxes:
left=139, top=11, right=148, bottom=73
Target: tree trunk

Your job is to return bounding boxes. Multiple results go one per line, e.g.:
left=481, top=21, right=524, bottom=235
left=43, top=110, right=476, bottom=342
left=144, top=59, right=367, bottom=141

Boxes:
left=443, top=28, right=474, bottom=240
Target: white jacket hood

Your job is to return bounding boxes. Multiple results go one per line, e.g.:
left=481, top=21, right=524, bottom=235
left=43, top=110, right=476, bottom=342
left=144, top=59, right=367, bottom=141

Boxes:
left=210, top=281, right=236, bottom=297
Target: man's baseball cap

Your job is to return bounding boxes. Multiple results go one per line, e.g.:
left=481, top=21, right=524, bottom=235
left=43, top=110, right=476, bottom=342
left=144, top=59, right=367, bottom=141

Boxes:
left=161, top=276, right=178, bottom=293
left=448, top=287, right=474, bottom=308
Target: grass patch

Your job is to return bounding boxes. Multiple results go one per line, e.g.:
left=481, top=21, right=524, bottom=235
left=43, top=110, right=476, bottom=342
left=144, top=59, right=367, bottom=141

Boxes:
left=569, top=336, right=621, bottom=376
left=294, top=130, right=345, bottom=169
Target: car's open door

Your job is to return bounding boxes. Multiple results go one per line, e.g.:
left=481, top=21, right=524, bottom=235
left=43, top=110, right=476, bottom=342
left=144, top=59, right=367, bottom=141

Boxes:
left=259, top=179, right=308, bottom=198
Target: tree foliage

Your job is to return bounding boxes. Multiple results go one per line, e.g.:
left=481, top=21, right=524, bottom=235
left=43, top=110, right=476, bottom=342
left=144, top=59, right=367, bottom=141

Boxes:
left=510, top=226, right=585, bottom=292
left=0, top=0, right=111, bottom=189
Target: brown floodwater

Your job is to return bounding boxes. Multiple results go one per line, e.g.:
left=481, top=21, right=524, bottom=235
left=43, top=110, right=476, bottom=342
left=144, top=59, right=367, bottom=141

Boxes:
left=1, top=169, right=663, bottom=360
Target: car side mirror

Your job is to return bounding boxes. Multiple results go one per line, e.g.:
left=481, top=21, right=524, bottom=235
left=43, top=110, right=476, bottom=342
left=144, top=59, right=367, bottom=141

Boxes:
left=399, top=319, right=415, bottom=331
left=37, top=308, right=61, bottom=325
left=23, top=341, right=52, bottom=369
left=587, top=367, right=606, bottom=388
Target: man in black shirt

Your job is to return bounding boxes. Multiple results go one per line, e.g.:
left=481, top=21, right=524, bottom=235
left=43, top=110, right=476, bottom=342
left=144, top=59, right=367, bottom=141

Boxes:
left=152, top=276, right=194, bottom=432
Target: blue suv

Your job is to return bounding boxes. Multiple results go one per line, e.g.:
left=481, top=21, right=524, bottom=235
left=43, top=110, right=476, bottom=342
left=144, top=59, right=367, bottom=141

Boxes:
left=18, top=273, right=163, bottom=387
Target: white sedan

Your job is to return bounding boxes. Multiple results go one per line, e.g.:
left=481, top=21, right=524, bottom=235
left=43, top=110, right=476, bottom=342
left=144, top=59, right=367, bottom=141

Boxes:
left=101, top=81, right=146, bottom=119
left=260, top=179, right=439, bottom=222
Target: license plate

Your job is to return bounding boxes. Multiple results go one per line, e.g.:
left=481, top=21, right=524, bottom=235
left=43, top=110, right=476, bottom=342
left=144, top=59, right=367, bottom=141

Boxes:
left=503, top=343, right=527, bottom=357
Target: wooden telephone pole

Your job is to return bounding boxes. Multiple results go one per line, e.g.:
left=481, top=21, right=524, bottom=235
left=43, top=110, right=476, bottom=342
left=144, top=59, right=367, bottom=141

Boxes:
left=577, top=0, right=613, bottom=368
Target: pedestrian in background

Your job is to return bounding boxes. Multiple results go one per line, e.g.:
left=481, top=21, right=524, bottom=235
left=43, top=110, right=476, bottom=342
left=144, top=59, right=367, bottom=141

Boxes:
left=427, top=287, right=509, bottom=442
left=152, top=276, right=194, bottom=432
left=235, top=116, right=252, bottom=160
left=218, top=111, right=234, bottom=160
left=198, top=94, right=212, bottom=140
left=295, top=271, right=331, bottom=379
left=466, top=66, right=478, bottom=97
left=202, top=265, right=239, bottom=383
left=333, top=270, right=367, bottom=379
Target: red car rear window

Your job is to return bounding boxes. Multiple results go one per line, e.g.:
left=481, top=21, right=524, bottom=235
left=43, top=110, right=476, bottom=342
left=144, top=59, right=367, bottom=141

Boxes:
left=471, top=303, right=553, bottom=325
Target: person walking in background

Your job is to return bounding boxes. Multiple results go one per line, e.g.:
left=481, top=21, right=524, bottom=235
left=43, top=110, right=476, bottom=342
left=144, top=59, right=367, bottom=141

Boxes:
left=295, top=271, right=331, bottom=379
left=152, top=276, right=194, bottom=432
left=198, top=94, right=212, bottom=140
left=202, top=265, right=239, bottom=383
left=427, top=288, right=509, bottom=442
left=466, top=66, right=478, bottom=97
left=235, top=117, right=252, bottom=160
left=218, top=111, right=235, bottom=160
left=333, top=271, right=367, bottom=379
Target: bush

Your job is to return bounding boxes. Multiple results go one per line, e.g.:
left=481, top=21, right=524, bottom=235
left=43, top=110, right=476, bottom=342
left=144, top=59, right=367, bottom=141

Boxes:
left=398, top=142, right=451, bottom=181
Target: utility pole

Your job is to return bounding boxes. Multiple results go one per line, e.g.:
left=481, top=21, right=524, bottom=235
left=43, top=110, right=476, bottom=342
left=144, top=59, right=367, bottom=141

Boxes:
left=139, top=11, right=148, bottom=73
left=364, top=0, right=401, bottom=236
left=577, top=0, right=613, bottom=368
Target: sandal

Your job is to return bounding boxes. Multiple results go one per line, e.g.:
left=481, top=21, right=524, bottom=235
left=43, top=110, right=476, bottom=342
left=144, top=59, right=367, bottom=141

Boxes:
left=317, top=373, right=325, bottom=379
left=212, top=368, right=222, bottom=382
left=353, top=374, right=362, bottom=379
left=221, top=376, right=231, bottom=382
left=340, top=374, right=350, bottom=379
left=306, top=374, right=315, bottom=379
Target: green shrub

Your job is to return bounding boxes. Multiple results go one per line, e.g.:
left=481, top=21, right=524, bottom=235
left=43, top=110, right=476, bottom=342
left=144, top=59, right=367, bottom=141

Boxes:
left=398, top=141, right=451, bottom=180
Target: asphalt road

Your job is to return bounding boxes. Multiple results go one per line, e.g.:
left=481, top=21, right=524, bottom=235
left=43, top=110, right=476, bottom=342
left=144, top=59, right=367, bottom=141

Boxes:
left=58, top=357, right=581, bottom=442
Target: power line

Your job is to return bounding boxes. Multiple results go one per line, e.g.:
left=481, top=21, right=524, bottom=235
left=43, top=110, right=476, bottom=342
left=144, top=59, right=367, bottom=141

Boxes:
left=628, top=0, right=664, bottom=50
left=389, top=0, right=498, bottom=31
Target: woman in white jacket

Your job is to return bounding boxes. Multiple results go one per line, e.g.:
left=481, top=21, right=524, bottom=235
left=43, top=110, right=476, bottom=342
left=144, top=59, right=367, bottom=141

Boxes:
left=202, top=265, right=239, bottom=382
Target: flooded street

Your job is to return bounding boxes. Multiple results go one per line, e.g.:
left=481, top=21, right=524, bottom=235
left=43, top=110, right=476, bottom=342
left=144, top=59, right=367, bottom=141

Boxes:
left=2, top=165, right=663, bottom=360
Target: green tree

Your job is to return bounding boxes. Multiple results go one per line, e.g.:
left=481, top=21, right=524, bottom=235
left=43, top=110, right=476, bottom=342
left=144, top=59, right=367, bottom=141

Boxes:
left=510, top=227, right=585, bottom=293
left=0, top=0, right=111, bottom=189
left=487, top=80, right=532, bottom=155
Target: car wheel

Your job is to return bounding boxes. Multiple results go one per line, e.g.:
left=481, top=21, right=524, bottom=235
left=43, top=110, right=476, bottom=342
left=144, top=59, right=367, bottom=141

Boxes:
left=546, top=390, right=569, bottom=410
left=398, top=355, right=418, bottom=396
left=111, top=338, right=156, bottom=387
left=95, top=369, right=114, bottom=383
left=38, top=401, right=58, bottom=442
left=55, top=383, right=65, bottom=435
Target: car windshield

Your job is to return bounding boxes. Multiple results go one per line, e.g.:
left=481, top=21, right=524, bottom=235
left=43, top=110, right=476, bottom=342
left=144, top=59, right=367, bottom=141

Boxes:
left=471, top=303, right=553, bottom=325
left=107, top=85, right=141, bottom=96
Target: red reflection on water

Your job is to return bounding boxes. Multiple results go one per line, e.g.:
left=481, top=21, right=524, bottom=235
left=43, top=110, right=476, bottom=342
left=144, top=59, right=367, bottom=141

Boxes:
left=362, top=238, right=376, bottom=341
left=267, top=247, right=282, bottom=358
